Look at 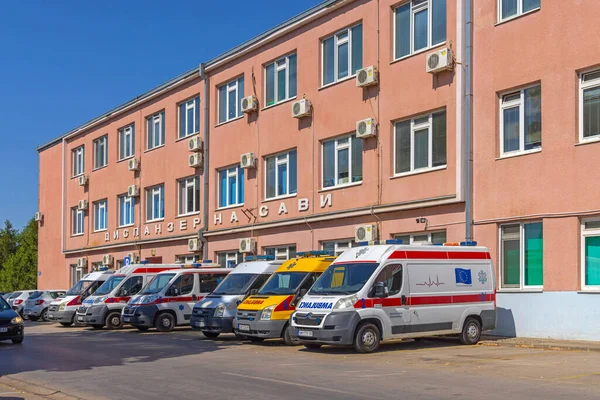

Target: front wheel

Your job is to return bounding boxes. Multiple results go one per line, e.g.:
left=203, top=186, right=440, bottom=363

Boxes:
left=202, top=331, right=220, bottom=339
left=353, top=323, right=381, bottom=353
left=282, top=325, right=301, bottom=346
left=12, top=337, right=24, bottom=345
left=41, top=308, right=49, bottom=322
left=155, top=312, right=175, bottom=333
left=105, top=312, right=123, bottom=330
left=460, top=317, right=482, bottom=345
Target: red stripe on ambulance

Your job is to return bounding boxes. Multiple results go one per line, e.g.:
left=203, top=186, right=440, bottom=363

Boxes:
left=389, top=250, right=490, bottom=260
left=353, top=293, right=495, bottom=309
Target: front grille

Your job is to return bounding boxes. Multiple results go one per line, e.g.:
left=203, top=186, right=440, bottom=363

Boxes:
left=294, top=313, right=325, bottom=327
left=193, top=308, right=213, bottom=317
left=77, top=306, right=88, bottom=314
left=236, top=310, right=258, bottom=321
left=123, top=306, right=135, bottom=315
left=49, top=305, right=59, bottom=312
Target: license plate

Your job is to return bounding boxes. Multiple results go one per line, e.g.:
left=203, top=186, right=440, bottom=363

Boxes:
left=77, top=316, right=84, bottom=322
left=0, top=328, right=7, bottom=333
left=238, top=324, right=250, bottom=331
left=297, top=330, right=313, bottom=337
left=195, top=320, right=205, bottom=328
left=123, top=317, right=130, bottom=323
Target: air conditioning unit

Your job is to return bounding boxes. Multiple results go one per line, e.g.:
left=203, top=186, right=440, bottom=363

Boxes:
left=77, top=257, right=88, bottom=269
left=240, top=152, right=256, bottom=169
left=127, top=253, right=139, bottom=263
left=188, top=136, right=203, bottom=152
left=189, top=152, right=203, bottom=168
left=356, top=118, right=377, bottom=139
left=34, top=212, right=43, bottom=222
left=239, top=238, right=257, bottom=254
left=292, top=99, right=311, bottom=119
left=426, top=47, right=454, bottom=74
left=102, top=255, right=114, bottom=266
left=77, top=199, right=88, bottom=211
left=241, top=95, right=258, bottom=113
left=128, top=158, right=140, bottom=171
left=127, top=185, right=139, bottom=197
left=355, top=224, right=378, bottom=242
left=356, top=66, right=378, bottom=87
left=188, top=238, right=200, bottom=252
left=78, top=175, right=88, bottom=187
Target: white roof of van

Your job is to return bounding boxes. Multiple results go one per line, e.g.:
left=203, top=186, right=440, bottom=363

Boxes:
left=114, top=264, right=182, bottom=275
left=154, top=267, right=233, bottom=276
left=229, top=260, right=284, bottom=275
left=334, top=244, right=491, bottom=265
left=81, top=270, right=114, bottom=281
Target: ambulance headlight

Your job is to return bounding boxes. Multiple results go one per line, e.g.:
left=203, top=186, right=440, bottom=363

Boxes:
left=260, top=306, right=275, bottom=321
left=140, top=295, right=158, bottom=305
left=214, top=304, right=225, bottom=318
left=333, top=295, right=358, bottom=310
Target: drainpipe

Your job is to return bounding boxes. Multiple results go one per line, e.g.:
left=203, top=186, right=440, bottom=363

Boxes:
left=464, top=0, right=473, bottom=242
left=199, top=63, right=209, bottom=259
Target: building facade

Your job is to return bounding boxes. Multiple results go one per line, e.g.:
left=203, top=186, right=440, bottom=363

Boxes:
left=37, top=0, right=600, bottom=340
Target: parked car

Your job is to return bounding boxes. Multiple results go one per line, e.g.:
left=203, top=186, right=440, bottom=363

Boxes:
left=0, top=296, right=24, bottom=344
left=10, top=291, right=36, bottom=316
left=6, top=292, right=23, bottom=308
left=23, top=290, right=66, bottom=321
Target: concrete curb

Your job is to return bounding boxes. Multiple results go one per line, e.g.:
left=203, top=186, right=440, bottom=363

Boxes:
left=478, top=336, right=600, bottom=353
left=0, top=376, right=87, bottom=400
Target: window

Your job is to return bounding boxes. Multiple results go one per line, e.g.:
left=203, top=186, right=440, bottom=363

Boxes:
left=178, top=176, right=200, bottom=215
left=92, top=136, right=108, bottom=169
left=147, top=111, right=165, bottom=150
left=500, top=222, right=543, bottom=289
left=500, top=85, right=541, bottom=155
left=118, top=194, right=135, bottom=227
left=169, top=274, right=195, bottom=296
left=580, top=70, right=600, bottom=141
left=119, top=124, right=135, bottom=160
left=265, top=150, right=297, bottom=199
left=179, top=96, right=200, bottom=139
left=199, top=274, right=226, bottom=293
left=119, top=276, right=144, bottom=296
left=322, top=240, right=353, bottom=256
left=372, top=264, right=403, bottom=297
left=394, top=0, right=447, bottom=59
left=93, top=199, right=108, bottom=232
left=265, top=54, right=297, bottom=107
left=71, top=207, right=84, bottom=236
left=217, top=251, right=243, bottom=268
left=581, top=220, right=600, bottom=290
left=395, top=110, right=446, bottom=174
left=394, top=231, right=446, bottom=245
left=72, top=146, right=85, bottom=177
left=218, top=166, right=244, bottom=208
left=146, top=184, right=165, bottom=222
left=322, top=24, right=362, bottom=86
left=499, top=0, right=540, bottom=22
left=71, top=265, right=87, bottom=286
left=264, top=245, right=297, bottom=260
left=218, top=77, right=244, bottom=124
left=322, top=135, right=362, bottom=188
left=176, top=255, right=199, bottom=264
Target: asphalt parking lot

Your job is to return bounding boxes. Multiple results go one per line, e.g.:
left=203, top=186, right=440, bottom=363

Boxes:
left=1, top=321, right=599, bottom=400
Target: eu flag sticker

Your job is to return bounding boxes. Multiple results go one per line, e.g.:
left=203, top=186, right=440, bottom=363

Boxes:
left=455, top=268, right=472, bottom=285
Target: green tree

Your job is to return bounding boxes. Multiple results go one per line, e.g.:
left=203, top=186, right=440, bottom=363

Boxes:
left=0, top=220, right=18, bottom=272
left=0, top=218, right=38, bottom=291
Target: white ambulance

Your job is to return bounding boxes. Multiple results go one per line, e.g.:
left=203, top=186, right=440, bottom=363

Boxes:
left=76, top=263, right=181, bottom=329
left=291, top=240, right=496, bottom=353
left=122, top=265, right=231, bottom=332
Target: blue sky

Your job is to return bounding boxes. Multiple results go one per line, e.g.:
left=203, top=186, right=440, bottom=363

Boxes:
left=0, top=0, right=322, bottom=230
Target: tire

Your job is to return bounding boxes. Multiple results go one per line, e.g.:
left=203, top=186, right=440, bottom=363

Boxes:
left=41, top=308, right=49, bottom=322
left=12, top=337, right=24, bottom=345
left=91, top=325, right=104, bottom=330
left=59, top=322, right=72, bottom=327
left=249, top=337, right=264, bottom=343
left=155, top=312, right=175, bottom=333
left=460, top=317, right=482, bottom=345
left=353, top=323, right=381, bottom=353
left=136, top=326, right=150, bottom=332
left=202, top=331, right=220, bottom=339
left=303, top=343, right=322, bottom=350
left=282, top=324, right=301, bottom=346
left=105, top=312, right=123, bottom=330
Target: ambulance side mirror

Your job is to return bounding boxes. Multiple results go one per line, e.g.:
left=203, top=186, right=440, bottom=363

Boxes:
left=374, top=282, right=388, bottom=298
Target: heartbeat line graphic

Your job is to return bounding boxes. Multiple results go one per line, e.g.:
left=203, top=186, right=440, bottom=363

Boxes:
left=416, top=275, right=445, bottom=287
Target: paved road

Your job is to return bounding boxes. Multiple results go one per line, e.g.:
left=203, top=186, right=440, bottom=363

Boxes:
left=1, top=322, right=599, bottom=400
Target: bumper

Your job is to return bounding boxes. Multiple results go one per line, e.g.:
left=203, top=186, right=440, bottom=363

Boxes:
left=233, top=319, right=286, bottom=339
left=292, top=311, right=360, bottom=346
left=79, top=304, right=109, bottom=325
left=23, top=306, right=44, bottom=317
left=0, top=324, right=24, bottom=341
left=47, top=309, right=75, bottom=323
left=190, top=315, right=234, bottom=333
left=122, top=305, right=158, bottom=328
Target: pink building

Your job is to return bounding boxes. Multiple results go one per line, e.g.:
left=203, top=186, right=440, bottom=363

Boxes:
left=37, top=0, right=600, bottom=340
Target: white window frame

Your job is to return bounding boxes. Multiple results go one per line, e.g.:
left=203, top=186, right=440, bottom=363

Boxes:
left=498, top=221, right=544, bottom=291
left=217, top=166, right=244, bottom=209
left=499, top=85, right=541, bottom=156
left=72, top=207, right=84, bottom=236
left=322, top=135, right=362, bottom=189
left=218, top=77, right=243, bottom=124
left=394, top=231, right=446, bottom=244
left=264, top=54, right=296, bottom=107
left=178, top=176, right=200, bottom=216
left=176, top=255, right=199, bottom=264
left=265, top=150, right=296, bottom=200
left=579, top=69, right=600, bottom=143
left=71, top=265, right=86, bottom=286
left=179, top=96, right=199, bottom=139
left=321, top=24, right=360, bottom=87
left=498, top=0, right=540, bottom=23
left=217, top=251, right=242, bottom=268
left=322, top=240, right=353, bottom=256
left=146, top=184, right=165, bottom=222
left=93, top=135, right=108, bottom=170
left=147, top=111, right=164, bottom=150
left=93, top=199, right=108, bottom=232
left=580, top=219, right=600, bottom=291
left=393, top=0, right=446, bottom=60
left=118, top=124, right=134, bottom=161
left=118, top=194, right=135, bottom=228
left=264, top=245, right=296, bottom=260
left=72, top=146, right=85, bottom=177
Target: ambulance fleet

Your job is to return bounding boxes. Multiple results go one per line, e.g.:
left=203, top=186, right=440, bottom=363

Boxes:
left=45, top=240, right=497, bottom=353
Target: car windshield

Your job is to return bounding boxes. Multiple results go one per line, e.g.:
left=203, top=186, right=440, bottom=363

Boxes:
left=29, top=291, right=44, bottom=299
left=66, top=280, right=93, bottom=296
left=212, top=274, right=257, bottom=295
left=141, top=273, right=176, bottom=295
left=258, top=272, right=308, bottom=295
left=309, top=263, right=379, bottom=295
left=93, top=276, right=126, bottom=296
left=0, top=297, right=10, bottom=311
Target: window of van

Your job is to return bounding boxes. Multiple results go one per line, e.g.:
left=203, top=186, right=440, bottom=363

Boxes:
left=141, top=273, right=176, bottom=295
left=50, top=291, right=65, bottom=299
left=371, top=264, right=403, bottom=297
left=310, top=263, right=379, bottom=295
left=199, top=274, right=226, bottom=293
left=169, top=274, right=195, bottom=296
left=119, top=276, right=144, bottom=296
left=259, top=272, right=309, bottom=295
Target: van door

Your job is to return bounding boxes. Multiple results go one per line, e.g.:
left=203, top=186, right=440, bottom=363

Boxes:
left=165, top=273, right=195, bottom=324
left=370, top=264, right=410, bottom=337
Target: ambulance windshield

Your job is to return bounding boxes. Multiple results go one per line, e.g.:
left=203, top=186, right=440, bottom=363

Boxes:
left=258, top=272, right=308, bottom=295
left=94, top=276, right=126, bottom=296
left=66, top=280, right=94, bottom=296
left=212, top=274, right=257, bottom=295
left=309, top=263, right=379, bottom=295
left=141, top=273, right=176, bottom=295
